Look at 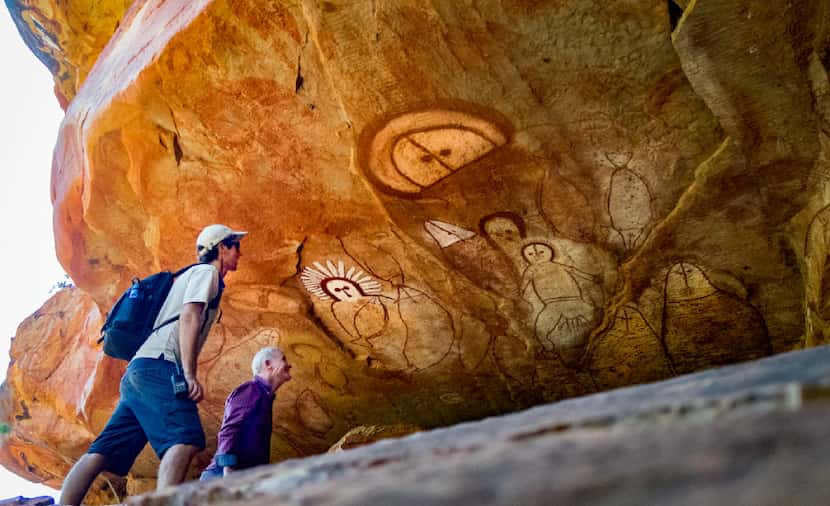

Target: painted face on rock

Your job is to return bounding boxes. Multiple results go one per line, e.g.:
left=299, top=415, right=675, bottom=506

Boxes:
left=483, top=217, right=523, bottom=245
left=522, top=242, right=554, bottom=264
left=322, top=278, right=365, bottom=302
left=302, top=261, right=383, bottom=303
left=365, top=110, right=509, bottom=195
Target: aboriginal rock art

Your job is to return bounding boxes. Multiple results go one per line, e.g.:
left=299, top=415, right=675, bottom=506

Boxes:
left=519, top=240, right=602, bottom=355
left=358, top=109, right=620, bottom=367
left=587, top=305, right=674, bottom=389
left=604, top=151, right=634, bottom=168
left=479, top=211, right=606, bottom=279
left=424, top=219, right=519, bottom=298
left=342, top=239, right=463, bottom=371
left=476, top=211, right=614, bottom=353
left=301, top=259, right=455, bottom=371
left=301, top=260, right=384, bottom=303
left=661, top=262, right=770, bottom=374
left=361, top=109, right=612, bottom=298
left=479, top=211, right=528, bottom=262
left=301, top=260, right=396, bottom=362
left=423, top=220, right=476, bottom=247
left=359, top=109, right=539, bottom=257
left=365, top=110, right=508, bottom=195
left=439, top=392, right=465, bottom=405
left=607, top=156, right=653, bottom=251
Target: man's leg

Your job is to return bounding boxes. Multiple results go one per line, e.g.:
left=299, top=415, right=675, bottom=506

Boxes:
left=133, top=361, right=205, bottom=490
left=65, top=369, right=148, bottom=505
left=157, top=443, right=199, bottom=489
left=59, top=453, right=107, bottom=505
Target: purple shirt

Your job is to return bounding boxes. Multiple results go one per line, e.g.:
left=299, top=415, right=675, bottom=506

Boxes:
left=207, top=375, right=274, bottom=471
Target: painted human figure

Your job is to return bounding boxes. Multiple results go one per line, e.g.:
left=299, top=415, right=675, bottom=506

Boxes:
left=324, top=278, right=394, bottom=352
left=321, top=276, right=400, bottom=364
left=328, top=281, right=452, bottom=371
left=607, top=166, right=653, bottom=251
left=479, top=211, right=527, bottom=262
left=520, top=241, right=600, bottom=353
left=302, top=262, right=391, bottom=359
left=424, top=219, right=519, bottom=298
left=302, top=260, right=452, bottom=370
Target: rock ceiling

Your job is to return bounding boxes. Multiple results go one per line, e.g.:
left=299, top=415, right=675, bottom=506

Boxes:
left=2, top=0, right=830, bottom=500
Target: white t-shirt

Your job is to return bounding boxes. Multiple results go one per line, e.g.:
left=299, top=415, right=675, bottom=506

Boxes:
left=132, top=264, right=222, bottom=364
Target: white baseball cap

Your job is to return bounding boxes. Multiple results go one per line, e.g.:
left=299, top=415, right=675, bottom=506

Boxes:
left=196, top=224, right=248, bottom=253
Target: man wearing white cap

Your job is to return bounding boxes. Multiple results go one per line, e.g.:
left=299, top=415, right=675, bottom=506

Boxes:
left=60, top=224, right=246, bottom=505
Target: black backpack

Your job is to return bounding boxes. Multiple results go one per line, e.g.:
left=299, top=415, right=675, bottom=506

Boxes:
left=98, top=263, right=214, bottom=361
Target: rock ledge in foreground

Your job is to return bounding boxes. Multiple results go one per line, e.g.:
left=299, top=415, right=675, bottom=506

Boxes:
left=128, top=345, right=830, bottom=506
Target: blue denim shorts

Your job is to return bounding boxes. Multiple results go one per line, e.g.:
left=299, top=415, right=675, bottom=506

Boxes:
left=87, top=358, right=205, bottom=476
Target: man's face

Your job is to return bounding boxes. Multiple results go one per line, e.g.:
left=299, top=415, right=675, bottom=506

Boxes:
left=269, top=353, right=292, bottom=386
left=221, top=240, right=242, bottom=271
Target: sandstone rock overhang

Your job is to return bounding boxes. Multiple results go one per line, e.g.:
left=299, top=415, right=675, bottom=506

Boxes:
left=5, top=0, right=133, bottom=106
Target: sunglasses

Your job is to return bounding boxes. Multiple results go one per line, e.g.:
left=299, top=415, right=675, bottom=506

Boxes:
left=224, top=241, right=240, bottom=251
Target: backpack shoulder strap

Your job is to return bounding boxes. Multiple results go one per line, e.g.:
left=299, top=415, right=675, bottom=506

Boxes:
left=173, top=263, right=203, bottom=277
left=151, top=264, right=223, bottom=335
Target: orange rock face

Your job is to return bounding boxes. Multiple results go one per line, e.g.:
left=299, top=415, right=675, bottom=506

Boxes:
left=3, top=0, right=830, bottom=501
left=6, top=0, right=132, bottom=106
left=0, top=288, right=123, bottom=502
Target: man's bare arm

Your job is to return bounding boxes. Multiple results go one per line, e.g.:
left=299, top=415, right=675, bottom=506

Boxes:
left=179, top=301, right=206, bottom=402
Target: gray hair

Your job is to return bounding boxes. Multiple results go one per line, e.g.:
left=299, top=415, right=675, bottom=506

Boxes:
left=251, top=346, right=283, bottom=375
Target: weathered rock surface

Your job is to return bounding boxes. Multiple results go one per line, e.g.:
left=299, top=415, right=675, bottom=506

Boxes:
left=126, top=345, right=830, bottom=506
left=0, top=289, right=125, bottom=503
left=327, top=424, right=421, bottom=453
left=3, top=0, right=830, bottom=501
left=5, top=0, right=132, bottom=106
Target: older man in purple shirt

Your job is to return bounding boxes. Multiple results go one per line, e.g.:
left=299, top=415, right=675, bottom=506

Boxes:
left=200, top=346, right=292, bottom=480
